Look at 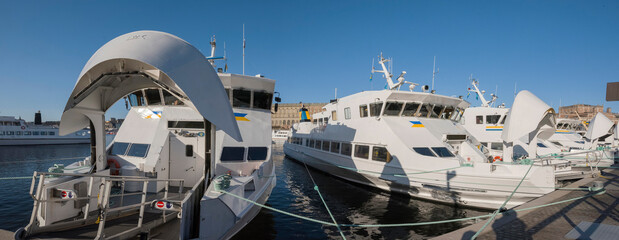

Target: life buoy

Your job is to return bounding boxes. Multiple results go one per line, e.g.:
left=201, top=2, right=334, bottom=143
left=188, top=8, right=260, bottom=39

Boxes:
left=107, top=158, right=121, bottom=175
left=20, top=126, right=25, bottom=130
left=493, top=156, right=503, bottom=162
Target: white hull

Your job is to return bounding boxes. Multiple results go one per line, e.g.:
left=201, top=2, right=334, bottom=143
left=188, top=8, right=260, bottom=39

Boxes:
left=0, top=138, right=89, bottom=146
left=284, top=145, right=549, bottom=210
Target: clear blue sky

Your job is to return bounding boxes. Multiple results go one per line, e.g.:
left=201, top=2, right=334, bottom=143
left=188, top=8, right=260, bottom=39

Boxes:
left=1, top=0, right=617, bottom=121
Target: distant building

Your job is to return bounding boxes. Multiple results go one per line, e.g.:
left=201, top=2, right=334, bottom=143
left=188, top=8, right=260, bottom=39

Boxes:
left=271, top=103, right=326, bottom=129
left=558, top=104, right=617, bottom=122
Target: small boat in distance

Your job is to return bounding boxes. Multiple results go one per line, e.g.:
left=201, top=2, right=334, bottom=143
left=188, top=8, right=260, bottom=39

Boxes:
left=272, top=129, right=290, bottom=143
left=0, top=111, right=89, bottom=145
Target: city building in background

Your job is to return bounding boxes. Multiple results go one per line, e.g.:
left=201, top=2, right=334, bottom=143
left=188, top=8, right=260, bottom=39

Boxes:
left=271, top=103, right=326, bottom=129
left=558, top=104, right=618, bottom=123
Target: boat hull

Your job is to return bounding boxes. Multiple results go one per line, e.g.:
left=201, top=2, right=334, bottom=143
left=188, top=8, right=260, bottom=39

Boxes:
left=0, top=138, right=90, bottom=146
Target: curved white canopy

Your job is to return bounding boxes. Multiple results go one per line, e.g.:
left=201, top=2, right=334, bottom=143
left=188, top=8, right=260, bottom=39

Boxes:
left=502, top=90, right=556, bottom=142
left=60, top=30, right=241, bottom=141
left=585, top=112, right=613, bottom=141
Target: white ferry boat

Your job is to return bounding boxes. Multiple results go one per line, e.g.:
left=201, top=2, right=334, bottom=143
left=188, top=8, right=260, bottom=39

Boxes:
left=461, top=80, right=614, bottom=180
left=283, top=55, right=555, bottom=210
left=0, top=112, right=89, bottom=145
left=272, top=129, right=290, bottom=143
left=17, top=31, right=276, bottom=240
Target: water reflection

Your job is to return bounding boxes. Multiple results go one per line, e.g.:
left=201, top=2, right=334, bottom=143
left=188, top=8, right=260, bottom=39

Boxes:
left=235, top=144, right=488, bottom=239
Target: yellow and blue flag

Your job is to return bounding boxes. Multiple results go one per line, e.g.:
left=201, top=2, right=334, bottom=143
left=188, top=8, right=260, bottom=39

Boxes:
left=410, top=121, right=424, bottom=128
left=234, top=113, right=249, bottom=121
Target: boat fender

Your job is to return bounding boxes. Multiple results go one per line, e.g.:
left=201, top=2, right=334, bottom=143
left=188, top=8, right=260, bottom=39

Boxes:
left=493, top=156, right=503, bottom=162
left=107, top=158, right=121, bottom=175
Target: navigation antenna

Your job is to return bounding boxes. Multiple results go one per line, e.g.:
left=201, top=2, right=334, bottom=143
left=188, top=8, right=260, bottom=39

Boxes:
left=242, top=24, right=246, bottom=75
left=206, top=35, right=225, bottom=70
left=432, top=56, right=439, bottom=90
left=371, top=53, right=418, bottom=91
left=467, top=77, right=498, bottom=107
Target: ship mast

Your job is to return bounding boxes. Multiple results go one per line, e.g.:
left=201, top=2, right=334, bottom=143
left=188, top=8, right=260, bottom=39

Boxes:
left=371, top=53, right=418, bottom=91
left=468, top=77, right=498, bottom=107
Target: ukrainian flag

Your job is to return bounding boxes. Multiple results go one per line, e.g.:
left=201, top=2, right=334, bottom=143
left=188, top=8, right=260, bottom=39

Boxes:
left=410, top=121, right=424, bottom=128
left=234, top=113, right=249, bottom=121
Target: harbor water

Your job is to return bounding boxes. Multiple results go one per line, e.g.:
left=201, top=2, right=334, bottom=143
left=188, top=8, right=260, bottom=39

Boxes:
left=0, top=141, right=488, bottom=239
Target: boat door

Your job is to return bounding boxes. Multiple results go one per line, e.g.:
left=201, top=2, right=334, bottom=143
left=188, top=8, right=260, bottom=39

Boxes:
left=169, top=132, right=204, bottom=188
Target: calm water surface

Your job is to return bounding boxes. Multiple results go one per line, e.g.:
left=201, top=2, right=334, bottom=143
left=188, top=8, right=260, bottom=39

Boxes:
left=0, top=141, right=488, bottom=239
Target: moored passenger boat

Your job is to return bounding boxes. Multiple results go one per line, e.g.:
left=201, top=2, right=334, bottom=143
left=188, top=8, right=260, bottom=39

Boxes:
left=283, top=55, right=556, bottom=210
left=0, top=112, right=89, bottom=146
left=17, top=31, right=276, bottom=240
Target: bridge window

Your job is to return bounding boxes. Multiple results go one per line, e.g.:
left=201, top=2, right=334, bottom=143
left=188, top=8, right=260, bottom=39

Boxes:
left=501, top=115, right=507, bottom=124
left=402, top=102, right=420, bottom=117
left=359, top=105, right=369, bottom=117
left=248, top=147, right=268, bottom=161
left=354, top=145, right=369, bottom=159
left=127, top=143, right=150, bottom=158
left=431, top=147, right=454, bottom=157
left=221, top=147, right=245, bottom=161
left=233, top=89, right=251, bottom=108
left=384, top=102, right=404, bottom=116
left=369, top=102, right=383, bottom=117
left=145, top=89, right=162, bottom=105
left=430, top=105, right=443, bottom=118
left=419, top=104, right=432, bottom=117
left=486, top=115, right=501, bottom=124
left=372, top=146, right=391, bottom=163
left=442, top=106, right=454, bottom=119
left=253, top=91, right=273, bottom=110
left=341, top=143, right=352, bottom=156
left=128, top=90, right=146, bottom=107
left=413, top=147, right=436, bottom=157
left=110, top=142, right=130, bottom=155
left=163, top=90, right=184, bottom=105
left=344, top=107, right=351, bottom=119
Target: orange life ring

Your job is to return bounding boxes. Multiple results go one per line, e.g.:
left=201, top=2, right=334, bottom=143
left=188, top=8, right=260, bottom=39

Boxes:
left=107, top=158, right=121, bottom=175
left=493, top=156, right=503, bottom=162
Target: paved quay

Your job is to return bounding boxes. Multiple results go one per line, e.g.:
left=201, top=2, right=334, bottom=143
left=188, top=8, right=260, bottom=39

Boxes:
left=435, top=168, right=619, bottom=240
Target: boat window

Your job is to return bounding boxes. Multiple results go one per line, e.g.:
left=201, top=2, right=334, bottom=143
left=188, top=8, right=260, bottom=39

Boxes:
left=221, top=147, right=245, bottom=161
left=110, top=142, right=130, bottom=156
left=24, top=131, right=31, bottom=135
left=248, top=147, right=268, bottom=161
left=330, top=142, right=340, bottom=153
left=40, top=131, right=47, bottom=136
left=476, top=116, right=483, bottom=124
left=430, top=105, right=443, bottom=118
left=575, top=141, right=585, bottom=144
left=322, top=141, right=330, bottom=151
left=500, top=115, right=507, bottom=124
left=369, top=102, right=383, bottom=117
left=319, top=118, right=323, bottom=125
left=163, top=90, right=184, bottom=106
left=331, top=111, right=337, bottom=121
left=442, top=106, right=454, bottom=119
left=128, top=90, right=146, bottom=107
left=127, top=143, right=150, bottom=158
left=48, top=131, right=55, bottom=136
left=324, top=117, right=329, bottom=124
left=185, top=145, right=194, bottom=157
left=419, top=104, right=431, bottom=117
left=537, top=143, right=547, bottom=148
left=359, top=105, right=369, bottom=117
left=354, top=145, right=369, bottom=159
left=490, top=142, right=503, bottom=151
left=402, top=102, right=420, bottom=117
left=168, top=121, right=205, bottom=129
left=16, top=131, right=22, bottom=136
left=372, top=146, right=391, bottom=163
left=253, top=91, right=273, bottom=110
left=33, top=131, right=39, bottom=136
left=145, top=89, right=162, bottom=105
left=309, top=139, right=315, bottom=147
left=314, top=140, right=322, bottom=149
left=431, top=147, right=454, bottom=157
left=383, top=102, right=403, bottom=116
left=233, top=89, right=251, bottom=108
left=344, top=107, right=351, bottom=119
left=413, top=147, right=436, bottom=157
left=0, top=131, right=3, bottom=136
left=341, top=143, right=352, bottom=156
left=552, top=141, right=563, bottom=146
left=486, top=115, right=501, bottom=124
